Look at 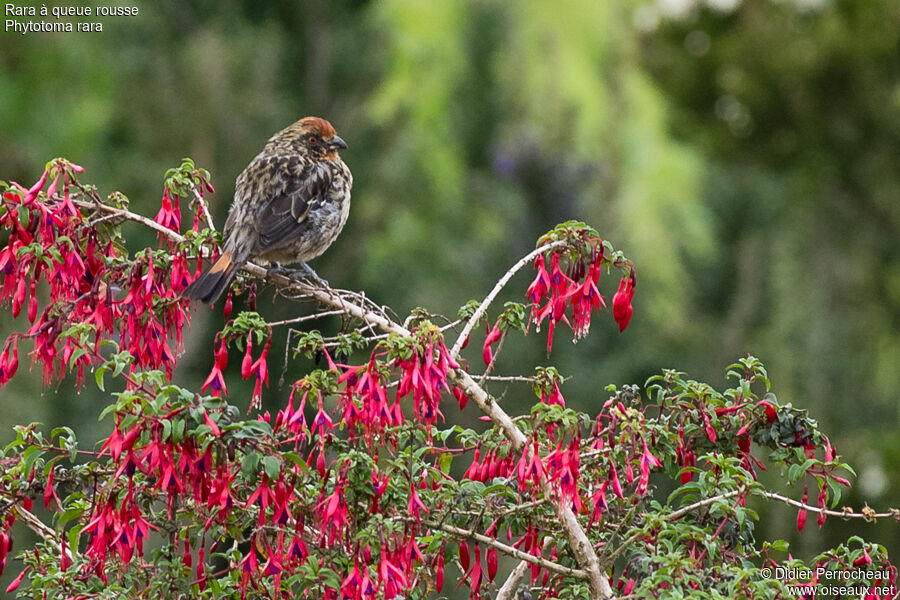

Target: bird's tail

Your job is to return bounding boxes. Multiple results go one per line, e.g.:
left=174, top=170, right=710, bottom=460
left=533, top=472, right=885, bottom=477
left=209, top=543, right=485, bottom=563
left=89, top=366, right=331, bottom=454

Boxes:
left=182, top=252, right=239, bottom=305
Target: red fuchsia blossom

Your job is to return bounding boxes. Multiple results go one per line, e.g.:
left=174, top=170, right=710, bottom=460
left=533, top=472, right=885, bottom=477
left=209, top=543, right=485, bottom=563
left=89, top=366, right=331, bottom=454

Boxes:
left=0, top=520, right=13, bottom=576
left=81, top=491, right=156, bottom=575
left=379, top=542, right=411, bottom=598
left=407, top=483, right=429, bottom=523
left=486, top=547, right=498, bottom=582
left=201, top=337, right=229, bottom=397
left=797, top=486, right=808, bottom=532
left=460, top=543, right=484, bottom=598
left=5, top=565, right=27, bottom=593
left=637, top=439, right=663, bottom=495
left=0, top=336, right=19, bottom=385
left=612, top=269, right=635, bottom=333
left=341, top=559, right=365, bottom=600
left=239, top=333, right=270, bottom=409
left=758, top=399, right=777, bottom=423
left=0, top=163, right=196, bottom=389
left=275, top=383, right=309, bottom=442
left=482, top=321, right=502, bottom=367
left=589, top=480, right=610, bottom=527
left=311, top=391, right=334, bottom=437
left=570, top=258, right=607, bottom=339
left=526, top=254, right=551, bottom=305
left=319, top=469, right=349, bottom=546
left=540, top=381, right=566, bottom=413
left=608, top=460, right=624, bottom=499
left=452, top=386, right=469, bottom=409
left=434, top=550, right=445, bottom=591
left=545, top=437, right=583, bottom=510
left=817, top=482, right=828, bottom=528
left=394, top=326, right=459, bottom=434
left=527, top=237, right=633, bottom=351
left=337, top=352, right=402, bottom=444
left=854, top=546, right=873, bottom=567
left=154, top=186, right=181, bottom=231
left=516, top=439, right=547, bottom=493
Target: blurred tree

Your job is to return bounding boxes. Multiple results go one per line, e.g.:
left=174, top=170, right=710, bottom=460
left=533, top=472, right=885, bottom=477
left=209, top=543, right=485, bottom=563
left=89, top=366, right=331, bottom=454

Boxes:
left=640, top=0, right=900, bottom=556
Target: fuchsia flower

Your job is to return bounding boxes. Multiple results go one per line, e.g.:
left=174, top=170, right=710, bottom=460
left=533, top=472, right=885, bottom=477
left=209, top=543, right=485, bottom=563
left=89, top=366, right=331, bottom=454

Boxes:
left=612, top=269, right=636, bottom=333
left=338, top=353, right=400, bottom=442
left=516, top=439, right=546, bottom=492
left=545, top=437, right=583, bottom=509
left=482, top=322, right=502, bottom=366
left=527, top=237, right=635, bottom=350
left=407, top=484, right=429, bottom=523
left=311, top=392, right=334, bottom=437
left=797, top=486, right=808, bottom=532
left=240, top=334, right=270, bottom=408
left=201, top=337, right=229, bottom=397
left=153, top=187, right=181, bottom=231
left=394, top=327, right=458, bottom=433
left=637, top=439, right=663, bottom=495
left=0, top=163, right=193, bottom=391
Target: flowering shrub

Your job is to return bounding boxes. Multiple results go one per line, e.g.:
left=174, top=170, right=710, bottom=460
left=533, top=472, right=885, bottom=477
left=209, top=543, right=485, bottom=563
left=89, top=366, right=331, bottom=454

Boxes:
left=0, top=162, right=895, bottom=599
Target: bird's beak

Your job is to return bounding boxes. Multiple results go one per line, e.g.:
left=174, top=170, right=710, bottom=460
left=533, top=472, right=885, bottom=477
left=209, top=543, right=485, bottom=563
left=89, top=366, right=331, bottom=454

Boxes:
left=328, top=135, right=348, bottom=150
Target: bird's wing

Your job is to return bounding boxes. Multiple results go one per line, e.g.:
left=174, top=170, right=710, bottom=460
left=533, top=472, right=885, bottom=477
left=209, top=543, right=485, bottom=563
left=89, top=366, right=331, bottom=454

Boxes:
left=255, top=159, right=332, bottom=252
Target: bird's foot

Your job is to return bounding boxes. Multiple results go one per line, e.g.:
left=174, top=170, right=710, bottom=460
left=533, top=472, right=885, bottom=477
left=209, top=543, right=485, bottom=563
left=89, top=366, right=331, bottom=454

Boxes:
left=265, top=263, right=329, bottom=288
left=265, top=263, right=294, bottom=281
left=299, top=262, right=329, bottom=288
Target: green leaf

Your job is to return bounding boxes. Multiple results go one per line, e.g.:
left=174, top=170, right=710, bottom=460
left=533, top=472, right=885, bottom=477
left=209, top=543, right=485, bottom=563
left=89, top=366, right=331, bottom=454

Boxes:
left=95, top=365, right=107, bottom=391
left=242, top=451, right=260, bottom=478
left=22, top=445, right=43, bottom=478
left=282, top=452, right=309, bottom=472
left=172, top=418, right=186, bottom=443
left=826, top=477, right=843, bottom=508
left=261, top=456, right=281, bottom=480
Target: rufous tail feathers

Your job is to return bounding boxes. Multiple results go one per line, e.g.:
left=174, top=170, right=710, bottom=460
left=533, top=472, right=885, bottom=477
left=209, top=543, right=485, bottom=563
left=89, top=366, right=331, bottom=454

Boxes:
left=182, top=252, right=237, bottom=305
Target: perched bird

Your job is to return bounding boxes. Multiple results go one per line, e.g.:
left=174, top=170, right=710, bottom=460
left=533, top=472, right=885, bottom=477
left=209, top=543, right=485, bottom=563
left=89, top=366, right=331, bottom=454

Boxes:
left=183, top=116, right=352, bottom=304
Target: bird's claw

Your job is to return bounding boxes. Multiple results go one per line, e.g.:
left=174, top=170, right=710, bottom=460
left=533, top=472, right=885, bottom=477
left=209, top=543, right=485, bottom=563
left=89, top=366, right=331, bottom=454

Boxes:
left=299, top=262, right=329, bottom=287
left=265, top=263, right=329, bottom=288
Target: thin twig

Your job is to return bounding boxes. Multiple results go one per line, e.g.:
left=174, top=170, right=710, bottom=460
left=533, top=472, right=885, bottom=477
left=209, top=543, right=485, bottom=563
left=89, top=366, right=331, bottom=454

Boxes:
left=481, top=375, right=539, bottom=383
left=188, top=181, right=218, bottom=233
left=73, top=198, right=188, bottom=244
left=449, top=240, right=567, bottom=357
left=268, top=309, right=349, bottom=328
left=12, top=503, right=57, bottom=541
left=416, top=518, right=586, bottom=580
left=602, top=488, right=900, bottom=570
left=497, top=536, right=554, bottom=600
left=667, top=490, right=742, bottom=521
left=759, top=491, right=900, bottom=521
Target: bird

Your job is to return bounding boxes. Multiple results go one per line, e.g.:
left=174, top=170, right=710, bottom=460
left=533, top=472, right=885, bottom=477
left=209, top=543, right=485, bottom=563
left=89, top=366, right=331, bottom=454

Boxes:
left=183, top=116, right=352, bottom=305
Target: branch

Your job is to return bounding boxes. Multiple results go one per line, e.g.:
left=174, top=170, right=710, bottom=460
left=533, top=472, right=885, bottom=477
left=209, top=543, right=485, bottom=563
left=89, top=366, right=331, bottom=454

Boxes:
left=497, top=536, right=553, bottom=600
left=73, top=197, right=189, bottom=244
left=417, top=518, right=586, bottom=580
left=449, top=240, right=567, bottom=357
left=668, top=489, right=900, bottom=522
left=759, top=491, right=900, bottom=522
left=602, top=488, right=900, bottom=570
left=12, top=503, right=57, bottom=541
left=188, top=181, right=217, bottom=233
left=267, top=309, right=350, bottom=328
left=667, top=489, right=742, bottom=521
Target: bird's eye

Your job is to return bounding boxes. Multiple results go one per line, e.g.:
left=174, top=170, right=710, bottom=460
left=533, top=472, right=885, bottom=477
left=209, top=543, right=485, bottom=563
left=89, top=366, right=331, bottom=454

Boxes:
left=308, top=135, right=319, bottom=145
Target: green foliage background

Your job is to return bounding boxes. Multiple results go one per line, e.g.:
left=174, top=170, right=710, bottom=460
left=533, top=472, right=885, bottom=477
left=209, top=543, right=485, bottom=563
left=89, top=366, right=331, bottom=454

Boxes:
left=1, top=0, right=898, bottom=591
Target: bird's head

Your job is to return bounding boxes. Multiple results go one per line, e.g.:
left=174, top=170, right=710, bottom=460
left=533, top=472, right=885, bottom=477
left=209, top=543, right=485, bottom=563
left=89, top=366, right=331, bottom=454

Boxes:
left=273, top=116, right=348, bottom=160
